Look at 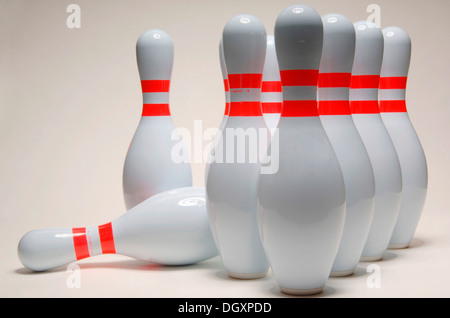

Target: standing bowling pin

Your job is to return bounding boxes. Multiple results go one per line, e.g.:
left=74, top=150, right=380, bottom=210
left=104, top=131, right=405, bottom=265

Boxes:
left=18, top=187, right=219, bottom=272
left=258, top=5, right=346, bottom=295
left=261, top=35, right=283, bottom=135
left=206, top=14, right=270, bottom=279
left=123, top=29, right=192, bottom=210
left=379, top=26, right=428, bottom=249
left=318, top=14, right=376, bottom=276
left=350, top=21, right=402, bottom=261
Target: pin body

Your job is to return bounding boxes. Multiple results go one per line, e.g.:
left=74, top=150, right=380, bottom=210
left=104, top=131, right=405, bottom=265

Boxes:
left=261, top=35, right=282, bottom=135
left=379, top=26, right=428, bottom=249
left=123, top=29, right=192, bottom=210
left=206, top=15, right=270, bottom=279
left=258, top=5, right=346, bottom=295
left=318, top=14, right=376, bottom=276
left=350, top=22, right=402, bottom=261
left=18, top=187, right=218, bottom=272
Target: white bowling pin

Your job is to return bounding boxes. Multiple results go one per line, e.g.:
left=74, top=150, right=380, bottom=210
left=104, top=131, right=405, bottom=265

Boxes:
left=206, top=14, right=270, bottom=279
left=258, top=5, right=346, bottom=295
left=318, top=14, right=376, bottom=277
left=350, top=21, right=402, bottom=261
left=122, top=29, right=192, bottom=210
left=18, top=187, right=218, bottom=272
left=379, top=26, right=428, bottom=249
left=261, top=35, right=282, bottom=135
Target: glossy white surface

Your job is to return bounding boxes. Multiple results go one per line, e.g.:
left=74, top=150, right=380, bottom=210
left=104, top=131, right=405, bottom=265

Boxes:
left=18, top=187, right=218, bottom=271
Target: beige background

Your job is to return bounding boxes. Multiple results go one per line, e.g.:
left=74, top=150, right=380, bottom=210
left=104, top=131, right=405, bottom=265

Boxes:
left=1, top=0, right=449, bottom=297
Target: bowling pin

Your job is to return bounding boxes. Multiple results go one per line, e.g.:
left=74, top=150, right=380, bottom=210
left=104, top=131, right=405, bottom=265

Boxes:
left=261, top=35, right=282, bottom=135
left=206, top=14, right=270, bottom=279
left=379, top=26, right=428, bottom=249
left=18, top=187, right=218, bottom=272
left=318, top=14, right=376, bottom=277
left=123, top=29, right=192, bottom=210
left=349, top=21, right=402, bottom=261
left=258, top=5, right=346, bottom=295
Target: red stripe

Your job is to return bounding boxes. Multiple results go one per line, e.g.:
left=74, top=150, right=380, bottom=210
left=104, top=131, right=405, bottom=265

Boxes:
left=379, top=100, right=407, bottom=113
left=318, top=101, right=351, bottom=115
left=379, top=77, right=407, bottom=90
left=262, top=81, right=282, bottom=92
left=141, top=80, right=170, bottom=93
left=72, top=228, right=90, bottom=260
left=281, top=100, right=319, bottom=117
left=318, top=73, right=352, bottom=88
left=223, top=79, right=230, bottom=92
left=142, top=104, right=171, bottom=116
left=224, top=102, right=230, bottom=115
left=228, top=74, right=263, bottom=89
left=262, top=102, right=282, bottom=113
left=98, top=222, right=116, bottom=254
left=350, top=101, right=380, bottom=114
left=228, top=101, right=262, bottom=116
left=350, top=75, right=380, bottom=89
left=280, top=70, right=319, bottom=86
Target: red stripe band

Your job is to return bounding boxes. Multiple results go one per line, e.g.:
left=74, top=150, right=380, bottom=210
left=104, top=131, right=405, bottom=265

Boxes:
left=318, top=73, right=352, bottom=88
left=350, top=75, right=380, bottom=89
left=318, top=100, right=351, bottom=115
left=228, top=101, right=262, bottom=116
left=379, top=100, right=407, bottom=113
left=98, top=222, right=116, bottom=254
left=224, top=79, right=230, bottom=92
left=224, top=102, right=230, bottom=115
left=379, top=77, right=407, bottom=89
left=142, top=104, right=171, bottom=116
left=141, top=80, right=170, bottom=93
left=72, top=227, right=90, bottom=260
left=350, top=101, right=380, bottom=114
left=281, top=100, right=319, bottom=117
left=280, top=70, right=319, bottom=86
left=262, top=81, right=282, bottom=92
left=228, top=73, right=263, bottom=89
left=262, top=102, right=282, bottom=113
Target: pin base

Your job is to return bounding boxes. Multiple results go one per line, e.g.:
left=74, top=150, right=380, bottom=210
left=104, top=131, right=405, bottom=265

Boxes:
left=388, top=243, right=409, bottom=249
left=280, top=286, right=324, bottom=296
left=227, top=271, right=267, bottom=280
left=330, top=269, right=354, bottom=277
left=360, top=255, right=383, bottom=262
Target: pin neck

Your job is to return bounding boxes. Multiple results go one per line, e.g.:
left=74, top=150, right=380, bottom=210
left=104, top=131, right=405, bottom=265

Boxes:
left=140, top=80, right=171, bottom=116
left=349, top=74, right=381, bottom=114
left=72, top=223, right=116, bottom=261
left=227, top=73, right=263, bottom=117
left=379, top=77, right=408, bottom=113
left=279, top=69, right=319, bottom=117
left=317, top=73, right=352, bottom=116
left=261, top=80, right=282, bottom=114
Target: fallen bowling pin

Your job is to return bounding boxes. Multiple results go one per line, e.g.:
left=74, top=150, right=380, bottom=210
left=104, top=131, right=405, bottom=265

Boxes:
left=18, top=187, right=219, bottom=272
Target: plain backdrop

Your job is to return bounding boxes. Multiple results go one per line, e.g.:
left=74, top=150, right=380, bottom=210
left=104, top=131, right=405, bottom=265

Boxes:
left=1, top=0, right=449, bottom=298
